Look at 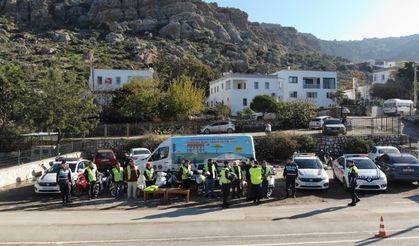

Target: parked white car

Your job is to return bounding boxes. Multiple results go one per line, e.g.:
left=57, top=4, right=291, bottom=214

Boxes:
left=293, top=154, right=329, bottom=190
left=34, top=159, right=89, bottom=194
left=368, top=146, right=400, bottom=161
left=332, top=154, right=387, bottom=191
left=309, top=116, right=330, bottom=130
left=129, top=148, right=151, bottom=161
left=200, top=121, right=235, bottom=134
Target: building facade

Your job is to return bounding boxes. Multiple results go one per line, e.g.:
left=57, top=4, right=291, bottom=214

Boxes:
left=273, top=70, right=337, bottom=108
left=207, top=70, right=338, bottom=116
left=372, top=67, right=396, bottom=84
left=89, top=68, right=154, bottom=92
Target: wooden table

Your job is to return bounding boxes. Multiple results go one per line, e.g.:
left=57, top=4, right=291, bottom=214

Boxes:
left=143, top=188, right=168, bottom=204
left=143, top=188, right=191, bottom=205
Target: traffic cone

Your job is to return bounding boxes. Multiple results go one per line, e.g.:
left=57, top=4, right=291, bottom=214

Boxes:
left=375, top=216, right=387, bottom=237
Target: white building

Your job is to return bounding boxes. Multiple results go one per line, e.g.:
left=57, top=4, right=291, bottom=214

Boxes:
left=272, top=70, right=337, bottom=108
left=372, top=67, right=396, bottom=84
left=89, top=68, right=155, bottom=92
left=208, top=73, right=281, bottom=116
left=207, top=70, right=338, bottom=116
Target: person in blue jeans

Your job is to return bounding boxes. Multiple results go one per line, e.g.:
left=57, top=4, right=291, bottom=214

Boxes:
left=204, top=159, right=218, bottom=198
left=261, top=160, right=271, bottom=199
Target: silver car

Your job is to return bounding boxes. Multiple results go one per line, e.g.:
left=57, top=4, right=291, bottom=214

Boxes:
left=200, top=121, right=235, bottom=134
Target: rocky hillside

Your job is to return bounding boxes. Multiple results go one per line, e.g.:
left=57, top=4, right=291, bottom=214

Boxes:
left=319, top=35, right=419, bottom=62
left=0, top=0, right=350, bottom=78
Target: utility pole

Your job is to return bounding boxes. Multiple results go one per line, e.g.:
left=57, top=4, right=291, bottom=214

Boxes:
left=413, top=62, right=417, bottom=107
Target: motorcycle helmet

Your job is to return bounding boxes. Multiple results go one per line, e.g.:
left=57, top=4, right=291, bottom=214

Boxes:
left=229, top=173, right=238, bottom=181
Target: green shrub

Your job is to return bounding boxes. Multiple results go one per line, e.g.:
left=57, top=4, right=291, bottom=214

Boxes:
left=344, top=136, right=374, bottom=154
left=294, top=134, right=316, bottom=153
left=255, top=133, right=299, bottom=163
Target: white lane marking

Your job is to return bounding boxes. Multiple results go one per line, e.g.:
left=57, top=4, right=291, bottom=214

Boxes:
left=1, top=229, right=419, bottom=245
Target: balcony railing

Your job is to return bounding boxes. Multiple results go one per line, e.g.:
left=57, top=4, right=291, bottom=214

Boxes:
left=303, top=84, right=320, bottom=89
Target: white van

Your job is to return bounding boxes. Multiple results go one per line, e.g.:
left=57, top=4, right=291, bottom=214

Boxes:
left=383, top=99, right=415, bottom=116
left=137, top=135, right=256, bottom=172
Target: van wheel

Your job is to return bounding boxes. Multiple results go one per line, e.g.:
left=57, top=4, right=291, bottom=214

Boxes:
left=204, top=129, right=210, bottom=134
left=227, top=128, right=233, bottom=133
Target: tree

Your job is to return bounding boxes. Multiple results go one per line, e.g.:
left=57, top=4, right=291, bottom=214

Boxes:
left=328, top=90, right=346, bottom=105
left=121, top=79, right=162, bottom=121
left=29, top=69, right=100, bottom=141
left=250, top=95, right=280, bottom=115
left=237, top=107, right=255, bottom=118
left=279, top=101, right=317, bottom=129
left=370, top=80, right=409, bottom=100
left=165, top=75, right=205, bottom=119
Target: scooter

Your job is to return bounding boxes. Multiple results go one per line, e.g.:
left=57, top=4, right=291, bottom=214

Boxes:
left=194, top=170, right=206, bottom=195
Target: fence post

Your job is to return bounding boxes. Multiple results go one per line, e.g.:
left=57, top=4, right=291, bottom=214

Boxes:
left=104, top=124, right=108, bottom=137
left=397, top=117, right=401, bottom=135
left=391, top=117, right=394, bottom=133
left=371, top=117, right=375, bottom=135
left=126, top=123, right=130, bottom=137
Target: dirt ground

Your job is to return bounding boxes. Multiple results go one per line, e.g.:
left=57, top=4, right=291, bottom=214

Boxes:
left=0, top=168, right=418, bottom=212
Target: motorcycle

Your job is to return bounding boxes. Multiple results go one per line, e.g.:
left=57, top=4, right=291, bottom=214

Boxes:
left=73, top=172, right=104, bottom=197
left=194, top=170, right=206, bottom=195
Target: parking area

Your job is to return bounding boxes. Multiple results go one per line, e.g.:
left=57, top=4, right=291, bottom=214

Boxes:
left=0, top=168, right=417, bottom=212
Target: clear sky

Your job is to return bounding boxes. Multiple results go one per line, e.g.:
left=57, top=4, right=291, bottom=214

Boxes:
left=204, top=0, right=419, bottom=41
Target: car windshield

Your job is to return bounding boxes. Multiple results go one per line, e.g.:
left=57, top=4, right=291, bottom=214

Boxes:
left=295, top=159, right=323, bottom=169
left=96, top=152, right=113, bottom=159
left=47, top=163, right=77, bottom=173
left=347, top=159, right=376, bottom=169
left=325, top=119, right=341, bottom=124
left=133, top=150, right=150, bottom=155
left=311, top=118, right=320, bottom=122
left=390, top=156, right=418, bottom=164
left=378, top=148, right=399, bottom=154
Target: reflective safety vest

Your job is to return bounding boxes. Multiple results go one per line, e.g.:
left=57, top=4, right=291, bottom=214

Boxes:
left=180, top=165, right=191, bottom=180
left=204, top=163, right=216, bottom=178
left=144, top=168, right=155, bottom=181
left=230, top=166, right=242, bottom=180
left=349, top=165, right=359, bottom=174
left=249, top=166, right=262, bottom=185
left=86, top=167, right=97, bottom=182
left=127, top=165, right=139, bottom=181
left=262, top=166, right=271, bottom=181
left=112, top=167, right=124, bottom=182
left=220, top=168, right=231, bottom=184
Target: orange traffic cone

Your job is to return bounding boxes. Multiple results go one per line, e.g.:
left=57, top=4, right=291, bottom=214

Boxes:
left=375, top=216, right=387, bottom=237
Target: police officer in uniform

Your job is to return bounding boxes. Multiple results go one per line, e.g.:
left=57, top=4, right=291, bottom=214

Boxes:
left=283, top=158, right=298, bottom=198
left=249, top=161, right=262, bottom=205
left=204, top=159, right=217, bottom=198
left=56, top=161, right=72, bottom=204
left=112, top=162, right=124, bottom=199
left=179, top=160, right=192, bottom=189
left=84, top=161, right=98, bottom=199
left=261, top=160, right=271, bottom=199
left=220, top=161, right=232, bottom=208
left=144, top=162, right=156, bottom=187
left=348, top=160, right=360, bottom=206
left=231, top=161, right=243, bottom=199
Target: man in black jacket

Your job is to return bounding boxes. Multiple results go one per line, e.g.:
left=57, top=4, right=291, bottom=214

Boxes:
left=283, top=158, right=298, bottom=198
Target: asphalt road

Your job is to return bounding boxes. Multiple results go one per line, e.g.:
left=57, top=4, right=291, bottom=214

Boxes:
left=0, top=169, right=418, bottom=245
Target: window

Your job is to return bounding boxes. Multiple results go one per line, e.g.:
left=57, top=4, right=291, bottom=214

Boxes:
left=289, top=76, right=298, bottom=83
left=217, top=86, right=219, bottom=93
left=97, top=76, right=103, bottom=85
left=381, top=74, right=385, bottom=81
left=222, top=100, right=224, bottom=105
left=149, top=147, right=169, bottom=161
left=221, top=83, right=224, bottom=90
left=289, top=91, right=298, bottom=98
left=271, top=93, right=276, bottom=97
left=265, top=82, right=270, bottom=89
left=210, top=88, right=213, bottom=94
left=307, top=92, right=318, bottom=98
left=243, top=83, right=247, bottom=89
left=323, top=78, right=336, bottom=89
left=116, top=76, right=121, bottom=85
left=303, top=78, right=320, bottom=89
left=254, top=81, right=259, bottom=89
left=211, top=101, right=213, bottom=107
left=243, top=98, right=247, bottom=106
left=227, top=97, right=229, bottom=101
left=238, top=83, right=241, bottom=89
left=326, top=92, right=333, bottom=99
left=226, top=81, right=231, bottom=90
left=374, top=75, right=377, bottom=81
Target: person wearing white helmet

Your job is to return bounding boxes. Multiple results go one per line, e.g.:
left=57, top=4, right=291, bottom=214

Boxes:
left=204, top=159, right=218, bottom=198
left=178, top=159, right=192, bottom=189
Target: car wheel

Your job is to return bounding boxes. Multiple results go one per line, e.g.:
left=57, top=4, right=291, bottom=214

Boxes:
left=204, top=129, right=210, bottom=134
left=227, top=128, right=233, bottom=133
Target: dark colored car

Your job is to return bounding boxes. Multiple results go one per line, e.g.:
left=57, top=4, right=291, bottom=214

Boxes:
left=376, top=153, right=419, bottom=182
left=93, top=149, right=117, bottom=171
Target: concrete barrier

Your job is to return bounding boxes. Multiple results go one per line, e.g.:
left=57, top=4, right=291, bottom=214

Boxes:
left=0, top=152, right=82, bottom=188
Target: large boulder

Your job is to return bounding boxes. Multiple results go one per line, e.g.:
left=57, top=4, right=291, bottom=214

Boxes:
left=159, top=21, right=181, bottom=39
left=53, top=31, right=71, bottom=43
left=105, top=32, right=125, bottom=43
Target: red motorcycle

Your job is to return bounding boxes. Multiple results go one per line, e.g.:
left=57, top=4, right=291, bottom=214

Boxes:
left=73, top=172, right=89, bottom=197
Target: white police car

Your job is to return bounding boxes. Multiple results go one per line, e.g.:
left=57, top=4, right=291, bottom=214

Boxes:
left=332, top=154, right=387, bottom=191
left=293, top=154, right=329, bottom=190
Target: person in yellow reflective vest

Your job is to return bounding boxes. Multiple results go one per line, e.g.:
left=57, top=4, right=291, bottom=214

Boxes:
left=178, top=160, right=192, bottom=189
left=144, top=162, right=156, bottom=187
left=261, top=160, right=271, bottom=199
left=249, top=161, right=262, bottom=205
left=348, top=160, right=360, bottom=206
left=111, top=162, right=124, bottom=199
left=230, top=160, right=243, bottom=199
left=84, top=161, right=98, bottom=199
left=220, top=161, right=232, bottom=208
left=204, top=159, right=218, bottom=198
left=124, top=160, right=140, bottom=200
